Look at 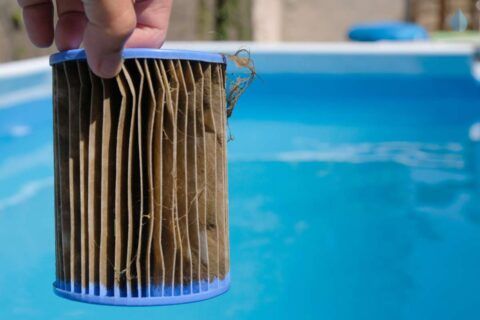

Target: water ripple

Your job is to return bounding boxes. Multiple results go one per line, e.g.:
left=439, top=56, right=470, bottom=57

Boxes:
left=231, top=142, right=465, bottom=169
left=0, top=177, right=53, bottom=212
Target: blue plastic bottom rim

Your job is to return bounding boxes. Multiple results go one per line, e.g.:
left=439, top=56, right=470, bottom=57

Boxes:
left=53, top=275, right=230, bottom=306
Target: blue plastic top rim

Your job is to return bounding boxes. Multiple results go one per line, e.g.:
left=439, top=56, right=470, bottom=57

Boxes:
left=50, top=48, right=226, bottom=66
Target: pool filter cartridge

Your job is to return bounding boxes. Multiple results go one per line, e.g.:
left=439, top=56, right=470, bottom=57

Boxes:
left=50, top=49, right=230, bottom=305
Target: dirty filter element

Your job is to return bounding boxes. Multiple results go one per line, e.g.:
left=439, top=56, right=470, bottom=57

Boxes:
left=51, top=49, right=230, bottom=306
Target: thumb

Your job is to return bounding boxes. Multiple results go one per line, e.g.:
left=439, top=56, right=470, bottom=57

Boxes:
left=82, top=0, right=137, bottom=78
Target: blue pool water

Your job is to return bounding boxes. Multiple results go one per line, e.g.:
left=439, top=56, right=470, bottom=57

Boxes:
left=1, top=51, right=480, bottom=319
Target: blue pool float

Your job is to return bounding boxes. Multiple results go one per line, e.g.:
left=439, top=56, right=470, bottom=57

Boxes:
left=348, top=22, right=429, bottom=41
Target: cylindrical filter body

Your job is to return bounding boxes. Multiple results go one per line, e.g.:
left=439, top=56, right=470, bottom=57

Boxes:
left=51, top=49, right=230, bottom=306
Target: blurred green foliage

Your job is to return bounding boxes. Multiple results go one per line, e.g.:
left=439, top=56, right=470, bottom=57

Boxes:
left=214, top=0, right=252, bottom=41
left=10, top=9, right=22, bottom=30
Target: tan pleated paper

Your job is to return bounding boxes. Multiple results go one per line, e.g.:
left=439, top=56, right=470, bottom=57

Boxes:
left=52, top=58, right=229, bottom=302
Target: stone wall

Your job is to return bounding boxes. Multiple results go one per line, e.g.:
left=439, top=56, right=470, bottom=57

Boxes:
left=252, top=0, right=406, bottom=41
left=281, top=0, right=406, bottom=41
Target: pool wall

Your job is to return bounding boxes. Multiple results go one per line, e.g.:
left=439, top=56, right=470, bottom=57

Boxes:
left=1, top=42, right=477, bottom=77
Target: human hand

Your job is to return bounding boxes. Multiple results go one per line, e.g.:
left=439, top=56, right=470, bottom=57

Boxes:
left=18, top=0, right=173, bottom=78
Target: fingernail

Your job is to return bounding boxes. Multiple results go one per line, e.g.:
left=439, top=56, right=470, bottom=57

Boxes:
left=97, top=54, right=123, bottom=79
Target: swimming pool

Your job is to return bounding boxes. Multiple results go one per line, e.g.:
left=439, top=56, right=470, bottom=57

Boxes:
left=1, top=43, right=479, bottom=319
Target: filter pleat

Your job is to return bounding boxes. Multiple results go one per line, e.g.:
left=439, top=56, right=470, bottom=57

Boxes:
left=65, top=62, right=82, bottom=293
left=140, top=59, right=157, bottom=297
left=53, top=66, right=65, bottom=289
left=56, top=63, right=72, bottom=291
left=131, top=59, right=148, bottom=297
left=212, top=65, right=227, bottom=280
left=202, top=64, right=220, bottom=284
left=113, top=70, right=130, bottom=297
left=87, top=70, right=103, bottom=295
left=99, top=78, right=118, bottom=296
left=151, top=60, right=166, bottom=296
left=77, top=62, right=91, bottom=294
left=167, top=60, right=184, bottom=294
left=122, top=65, right=137, bottom=298
left=219, top=65, right=230, bottom=274
left=175, top=60, right=194, bottom=295
left=193, top=63, right=210, bottom=290
left=158, top=60, right=179, bottom=296
left=184, top=61, right=202, bottom=292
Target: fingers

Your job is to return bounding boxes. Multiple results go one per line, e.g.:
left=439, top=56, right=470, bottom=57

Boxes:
left=82, top=0, right=137, bottom=78
left=18, top=0, right=54, bottom=48
left=19, top=0, right=171, bottom=78
left=126, top=0, right=172, bottom=48
left=126, top=27, right=166, bottom=48
left=55, top=0, right=87, bottom=51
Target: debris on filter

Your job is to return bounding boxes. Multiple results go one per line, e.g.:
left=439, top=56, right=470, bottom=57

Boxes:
left=225, top=49, right=256, bottom=118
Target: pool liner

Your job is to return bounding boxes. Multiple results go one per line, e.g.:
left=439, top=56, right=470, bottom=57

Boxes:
left=50, top=49, right=230, bottom=306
